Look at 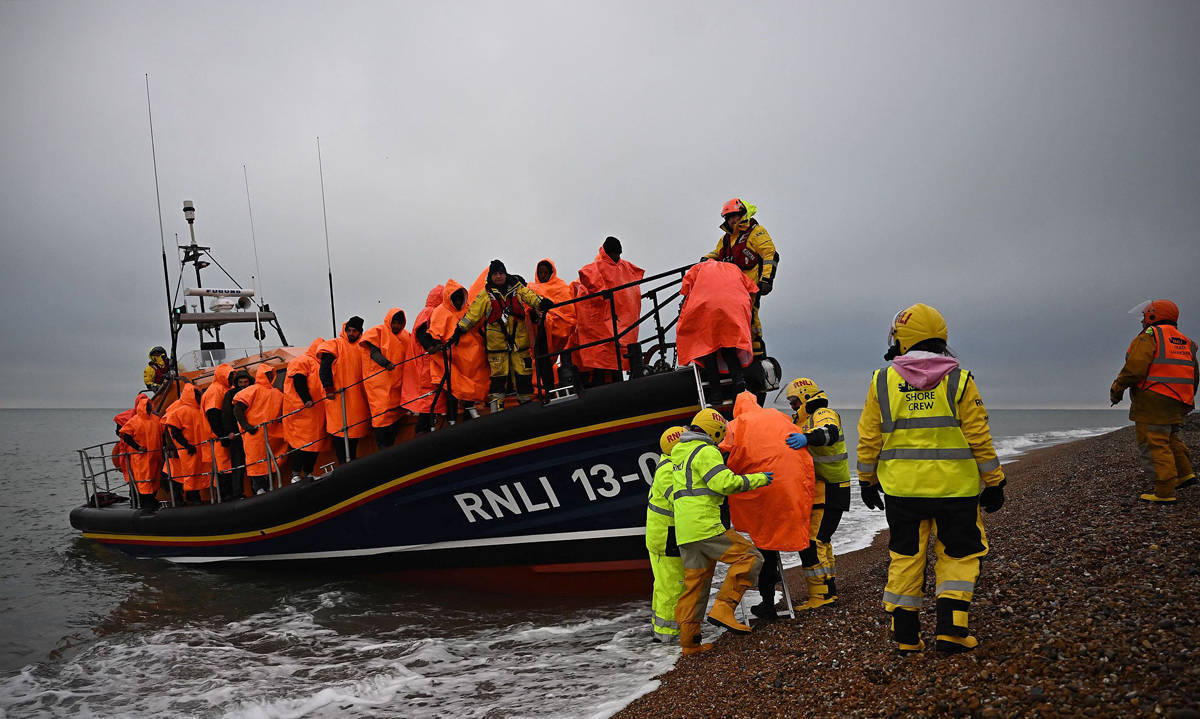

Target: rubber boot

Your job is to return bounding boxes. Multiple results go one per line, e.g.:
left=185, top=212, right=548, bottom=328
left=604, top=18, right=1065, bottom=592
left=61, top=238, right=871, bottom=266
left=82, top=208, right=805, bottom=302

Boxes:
left=1139, top=493, right=1178, bottom=504
left=935, top=597, right=979, bottom=653
left=1177, top=474, right=1198, bottom=490
left=794, top=572, right=835, bottom=611
left=707, top=600, right=752, bottom=634
left=890, top=608, right=925, bottom=654
left=678, top=623, right=713, bottom=656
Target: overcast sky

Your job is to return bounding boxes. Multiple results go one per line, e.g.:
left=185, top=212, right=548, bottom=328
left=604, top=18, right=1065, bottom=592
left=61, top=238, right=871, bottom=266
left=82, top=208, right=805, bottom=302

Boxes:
left=1, top=0, right=1197, bottom=410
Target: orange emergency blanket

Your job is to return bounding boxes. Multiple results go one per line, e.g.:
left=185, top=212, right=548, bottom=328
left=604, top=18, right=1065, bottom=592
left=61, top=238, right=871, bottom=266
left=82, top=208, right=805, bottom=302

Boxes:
left=162, top=385, right=214, bottom=491
left=528, top=258, right=576, bottom=354
left=429, top=279, right=489, bottom=403
left=677, top=260, right=757, bottom=368
left=575, top=248, right=645, bottom=370
left=234, top=365, right=287, bottom=478
left=403, top=286, right=447, bottom=414
left=320, top=326, right=371, bottom=438
left=121, top=394, right=163, bottom=495
left=201, top=364, right=233, bottom=472
left=720, top=392, right=815, bottom=551
left=361, top=308, right=410, bottom=427
left=284, top=339, right=330, bottom=453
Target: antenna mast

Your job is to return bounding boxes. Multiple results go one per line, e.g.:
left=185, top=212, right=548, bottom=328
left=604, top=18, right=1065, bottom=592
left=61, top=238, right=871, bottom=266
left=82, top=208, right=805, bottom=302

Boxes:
left=145, top=74, right=179, bottom=392
left=243, top=165, right=265, bottom=355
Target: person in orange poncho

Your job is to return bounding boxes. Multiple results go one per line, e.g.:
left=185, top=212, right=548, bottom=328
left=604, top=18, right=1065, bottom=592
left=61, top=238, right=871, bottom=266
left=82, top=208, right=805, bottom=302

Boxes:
left=284, top=339, right=329, bottom=481
left=319, top=316, right=371, bottom=464
left=417, top=280, right=490, bottom=421
left=234, top=365, right=287, bottom=495
left=528, top=258, right=577, bottom=388
left=405, top=286, right=448, bottom=433
left=360, top=307, right=410, bottom=447
left=118, top=394, right=164, bottom=510
left=575, top=237, right=645, bottom=383
left=111, top=405, right=136, bottom=483
left=162, top=382, right=215, bottom=504
left=678, top=259, right=758, bottom=403
left=201, top=364, right=236, bottom=501
left=720, top=391, right=816, bottom=620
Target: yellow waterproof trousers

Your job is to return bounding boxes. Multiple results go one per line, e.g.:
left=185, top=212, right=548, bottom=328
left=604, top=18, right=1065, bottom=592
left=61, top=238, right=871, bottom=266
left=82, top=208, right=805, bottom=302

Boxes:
left=676, top=530, right=763, bottom=648
left=649, top=552, right=684, bottom=641
left=882, top=496, right=988, bottom=612
left=1136, top=422, right=1194, bottom=499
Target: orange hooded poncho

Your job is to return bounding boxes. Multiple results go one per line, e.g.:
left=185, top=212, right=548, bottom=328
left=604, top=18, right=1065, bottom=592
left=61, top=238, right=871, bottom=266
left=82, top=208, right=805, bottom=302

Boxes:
left=235, top=365, right=287, bottom=478
left=677, top=260, right=758, bottom=368
left=575, top=247, right=645, bottom=370
left=720, top=392, right=816, bottom=551
left=360, top=307, right=410, bottom=428
left=120, top=394, right=163, bottom=495
left=162, top=384, right=214, bottom=492
left=284, top=339, right=330, bottom=453
left=528, top=258, right=576, bottom=354
left=111, top=405, right=136, bottom=480
left=428, top=279, right=489, bottom=403
left=403, top=286, right=447, bottom=414
left=319, top=324, right=371, bottom=438
left=202, top=364, right=234, bottom=472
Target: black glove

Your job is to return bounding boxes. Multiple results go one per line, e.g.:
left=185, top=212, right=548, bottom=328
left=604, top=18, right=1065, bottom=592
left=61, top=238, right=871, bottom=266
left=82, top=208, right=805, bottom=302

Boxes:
left=980, top=482, right=1005, bottom=513
left=185, top=443, right=196, bottom=456
left=219, top=437, right=231, bottom=448
left=860, top=481, right=885, bottom=510
left=757, top=277, right=773, bottom=296
left=448, top=326, right=465, bottom=346
left=539, top=297, right=553, bottom=313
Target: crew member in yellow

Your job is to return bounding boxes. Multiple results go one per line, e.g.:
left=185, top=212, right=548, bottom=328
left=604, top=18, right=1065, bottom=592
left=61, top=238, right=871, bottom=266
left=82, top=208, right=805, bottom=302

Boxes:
left=671, top=408, right=772, bottom=655
left=1110, top=300, right=1197, bottom=503
left=143, top=346, right=173, bottom=391
left=450, top=260, right=550, bottom=412
left=646, top=426, right=686, bottom=643
left=856, top=303, right=1005, bottom=654
left=783, top=377, right=851, bottom=611
left=704, top=198, right=778, bottom=361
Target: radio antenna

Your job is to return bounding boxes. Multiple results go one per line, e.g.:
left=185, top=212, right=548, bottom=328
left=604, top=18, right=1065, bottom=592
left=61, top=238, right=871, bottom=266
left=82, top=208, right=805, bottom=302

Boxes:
left=316, top=136, right=351, bottom=463
left=145, top=73, right=179, bottom=392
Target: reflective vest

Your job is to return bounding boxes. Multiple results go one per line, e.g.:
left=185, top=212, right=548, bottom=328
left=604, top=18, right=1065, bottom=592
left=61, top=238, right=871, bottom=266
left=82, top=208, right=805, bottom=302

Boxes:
left=1138, top=324, right=1197, bottom=405
left=716, top=222, right=770, bottom=274
left=800, top=407, right=851, bottom=487
left=645, top=454, right=675, bottom=554
left=873, top=366, right=980, bottom=498
left=670, top=433, right=768, bottom=545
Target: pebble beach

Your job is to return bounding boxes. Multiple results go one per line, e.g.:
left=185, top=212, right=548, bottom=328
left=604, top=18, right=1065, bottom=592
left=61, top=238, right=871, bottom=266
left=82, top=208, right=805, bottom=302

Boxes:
left=616, top=416, right=1200, bottom=719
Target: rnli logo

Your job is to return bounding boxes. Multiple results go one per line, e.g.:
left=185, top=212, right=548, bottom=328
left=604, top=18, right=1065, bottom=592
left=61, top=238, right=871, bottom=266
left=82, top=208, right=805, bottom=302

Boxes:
left=895, top=310, right=913, bottom=326
left=1169, top=337, right=1187, bottom=346
left=897, top=381, right=920, bottom=393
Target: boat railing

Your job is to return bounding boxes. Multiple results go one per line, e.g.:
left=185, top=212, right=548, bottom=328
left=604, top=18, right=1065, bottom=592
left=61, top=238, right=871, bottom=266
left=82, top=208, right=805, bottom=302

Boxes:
left=530, top=263, right=693, bottom=402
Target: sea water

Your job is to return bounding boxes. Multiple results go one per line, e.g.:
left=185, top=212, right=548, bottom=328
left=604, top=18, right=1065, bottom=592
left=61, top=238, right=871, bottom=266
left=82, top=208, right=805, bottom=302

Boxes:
left=0, top=408, right=1126, bottom=718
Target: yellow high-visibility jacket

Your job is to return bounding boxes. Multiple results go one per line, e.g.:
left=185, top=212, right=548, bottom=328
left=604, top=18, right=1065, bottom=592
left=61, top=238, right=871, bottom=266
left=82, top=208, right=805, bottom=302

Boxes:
left=458, top=281, right=544, bottom=354
left=857, top=365, right=1004, bottom=497
left=704, top=222, right=777, bottom=285
left=645, top=453, right=675, bottom=554
left=794, top=406, right=851, bottom=503
left=671, top=432, right=769, bottom=545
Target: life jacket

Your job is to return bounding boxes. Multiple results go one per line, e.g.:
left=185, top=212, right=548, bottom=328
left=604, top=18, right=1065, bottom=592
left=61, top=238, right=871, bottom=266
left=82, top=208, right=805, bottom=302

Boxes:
left=484, top=283, right=528, bottom=324
left=1137, top=324, right=1197, bottom=406
left=873, top=365, right=981, bottom=498
left=716, top=220, right=764, bottom=271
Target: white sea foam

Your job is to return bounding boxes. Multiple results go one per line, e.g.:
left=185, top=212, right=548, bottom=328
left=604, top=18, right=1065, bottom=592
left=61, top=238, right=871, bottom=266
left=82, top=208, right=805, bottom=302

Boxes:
left=992, top=426, right=1122, bottom=461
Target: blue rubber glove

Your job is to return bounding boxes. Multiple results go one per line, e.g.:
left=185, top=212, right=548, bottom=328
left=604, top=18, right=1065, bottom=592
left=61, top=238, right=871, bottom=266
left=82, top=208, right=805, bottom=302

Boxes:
left=761, top=471, right=774, bottom=486
left=785, top=433, right=808, bottom=450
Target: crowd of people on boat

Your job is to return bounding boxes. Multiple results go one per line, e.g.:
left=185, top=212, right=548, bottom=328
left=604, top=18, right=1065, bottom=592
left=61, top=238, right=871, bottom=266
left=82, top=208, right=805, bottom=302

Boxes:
left=111, top=198, right=781, bottom=508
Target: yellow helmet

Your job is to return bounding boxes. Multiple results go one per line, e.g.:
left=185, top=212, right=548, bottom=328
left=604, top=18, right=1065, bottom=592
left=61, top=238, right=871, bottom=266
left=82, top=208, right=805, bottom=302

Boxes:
left=690, top=408, right=728, bottom=444
left=889, top=303, right=948, bottom=356
left=785, top=377, right=827, bottom=405
left=659, top=426, right=686, bottom=454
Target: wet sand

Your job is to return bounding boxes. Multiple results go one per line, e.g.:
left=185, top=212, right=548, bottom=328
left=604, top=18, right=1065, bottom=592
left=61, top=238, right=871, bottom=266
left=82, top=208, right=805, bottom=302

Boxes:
left=616, top=416, right=1200, bottom=718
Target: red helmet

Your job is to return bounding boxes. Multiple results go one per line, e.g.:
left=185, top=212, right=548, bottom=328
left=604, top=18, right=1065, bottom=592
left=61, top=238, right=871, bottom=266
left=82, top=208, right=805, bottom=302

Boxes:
left=1144, top=299, right=1180, bottom=324
left=721, top=198, right=746, bottom=217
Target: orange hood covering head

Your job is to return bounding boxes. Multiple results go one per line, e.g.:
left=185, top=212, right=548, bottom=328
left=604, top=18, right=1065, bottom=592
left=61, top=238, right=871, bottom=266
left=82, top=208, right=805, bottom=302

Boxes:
left=385, top=307, right=406, bottom=333
left=213, top=364, right=232, bottom=388
left=254, top=364, right=276, bottom=388
left=178, top=381, right=202, bottom=410
left=442, top=280, right=468, bottom=313
left=305, top=338, right=324, bottom=358
left=720, top=391, right=816, bottom=551
left=134, top=393, right=152, bottom=417
left=425, top=285, right=444, bottom=309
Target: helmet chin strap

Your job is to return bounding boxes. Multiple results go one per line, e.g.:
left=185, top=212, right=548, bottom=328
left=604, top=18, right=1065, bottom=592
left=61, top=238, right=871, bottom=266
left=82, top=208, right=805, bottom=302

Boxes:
left=883, top=341, right=901, bottom=362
